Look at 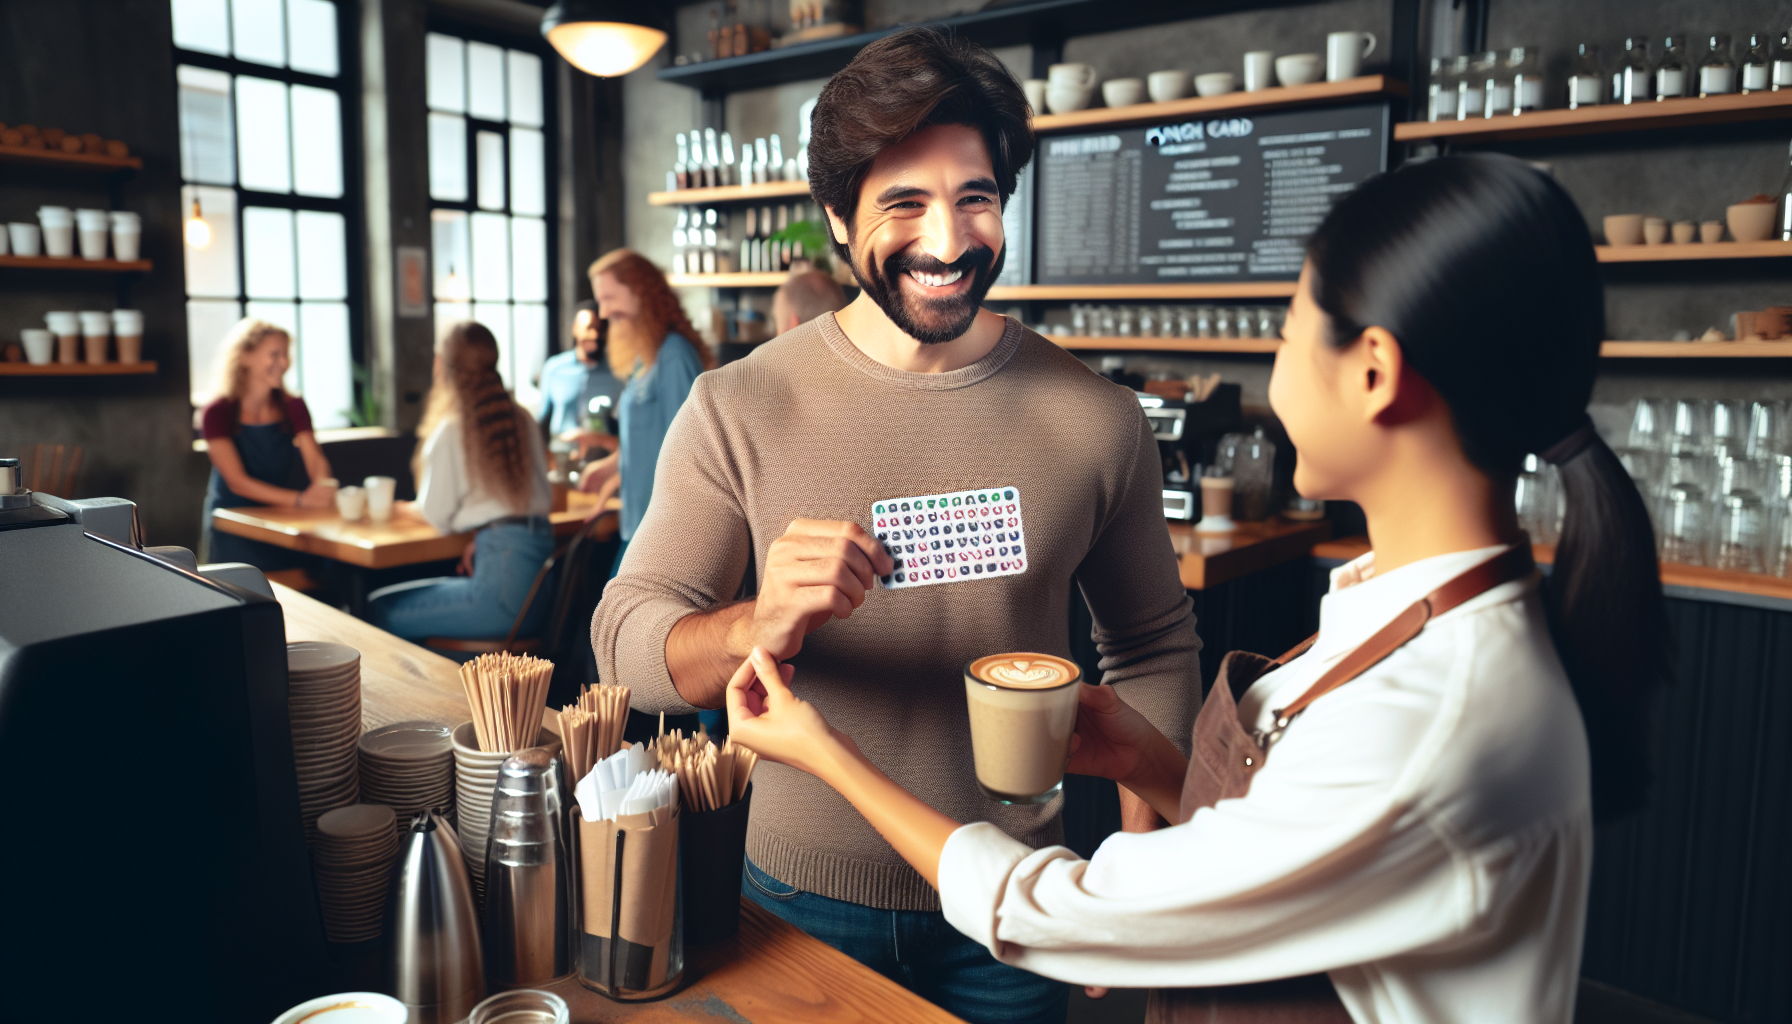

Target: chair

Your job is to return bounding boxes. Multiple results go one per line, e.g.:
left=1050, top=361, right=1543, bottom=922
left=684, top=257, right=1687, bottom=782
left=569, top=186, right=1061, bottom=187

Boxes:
left=422, top=511, right=619, bottom=659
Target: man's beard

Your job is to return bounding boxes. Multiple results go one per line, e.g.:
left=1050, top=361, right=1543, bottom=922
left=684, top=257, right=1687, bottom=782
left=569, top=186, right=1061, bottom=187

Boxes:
left=847, top=240, right=1004, bottom=345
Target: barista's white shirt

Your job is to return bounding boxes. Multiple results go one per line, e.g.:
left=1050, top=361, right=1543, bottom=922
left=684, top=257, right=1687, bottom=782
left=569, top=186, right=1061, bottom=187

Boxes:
left=414, top=414, right=551, bottom=534
left=939, top=544, right=1592, bottom=1024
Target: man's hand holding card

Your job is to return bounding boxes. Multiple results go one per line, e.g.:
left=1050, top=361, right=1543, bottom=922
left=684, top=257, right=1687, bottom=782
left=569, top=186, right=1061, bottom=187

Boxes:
left=731, top=518, right=896, bottom=661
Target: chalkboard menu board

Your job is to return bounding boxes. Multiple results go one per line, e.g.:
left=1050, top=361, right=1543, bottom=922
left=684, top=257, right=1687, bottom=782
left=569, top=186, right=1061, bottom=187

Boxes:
left=1033, top=102, right=1389, bottom=285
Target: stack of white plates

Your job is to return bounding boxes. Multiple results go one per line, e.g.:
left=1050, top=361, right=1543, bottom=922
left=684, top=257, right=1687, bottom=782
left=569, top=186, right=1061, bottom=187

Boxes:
left=314, top=804, right=400, bottom=944
left=451, top=721, right=560, bottom=897
left=359, top=722, right=454, bottom=831
left=288, top=641, right=363, bottom=842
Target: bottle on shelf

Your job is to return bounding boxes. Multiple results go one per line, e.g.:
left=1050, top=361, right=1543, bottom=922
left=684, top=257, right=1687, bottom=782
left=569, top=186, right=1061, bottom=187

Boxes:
left=1465, top=51, right=1497, bottom=118
left=672, top=208, right=689, bottom=274
left=769, top=135, right=785, bottom=180
left=690, top=125, right=707, bottom=185
left=673, top=133, right=688, bottom=190
left=1567, top=43, right=1604, bottom=109
left=1697, top=33, right=1736, bottom=97
left=1510, top=46, right=1544, bottom=113
left=1778, top=139, right=1792, bottom=242
left=720, top=132, right=736, bottom=186
left=1742, top=32, right=1773, bottom=93
left=1447, top=55, right=1476, bottom=119
left=702, top=208, right=719, bottom=274
left=754, top=137, right=770, bottom=184
left=1424, top=56, right=1448, bottom=122
left=1614, top=36, right=1653, bottom=105
left=1774, top=29, right=1792, bottom=90
left=1484, top=50, right=1515, bottom=116
left=1656, top=34, right=1691, bottom=100
left=704, top=129, right=722, bottom=188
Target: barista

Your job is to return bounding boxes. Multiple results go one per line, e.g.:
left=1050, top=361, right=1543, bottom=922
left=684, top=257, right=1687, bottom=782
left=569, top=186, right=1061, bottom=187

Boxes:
left=724, top=154, right=1669, bottom=1024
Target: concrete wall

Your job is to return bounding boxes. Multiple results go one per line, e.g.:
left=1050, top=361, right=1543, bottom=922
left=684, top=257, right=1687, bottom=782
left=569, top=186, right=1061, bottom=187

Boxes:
left=0, top=0, right=210, bottom=549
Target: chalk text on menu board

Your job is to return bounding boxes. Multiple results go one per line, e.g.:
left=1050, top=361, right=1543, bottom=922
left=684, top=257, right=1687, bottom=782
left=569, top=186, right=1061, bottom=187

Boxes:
left=1033, top=103, right=1388, bottom=285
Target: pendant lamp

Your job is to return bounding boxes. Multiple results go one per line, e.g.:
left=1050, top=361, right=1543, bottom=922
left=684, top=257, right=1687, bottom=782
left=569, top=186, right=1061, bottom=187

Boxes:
left=540, top=2, right=668, bottom=77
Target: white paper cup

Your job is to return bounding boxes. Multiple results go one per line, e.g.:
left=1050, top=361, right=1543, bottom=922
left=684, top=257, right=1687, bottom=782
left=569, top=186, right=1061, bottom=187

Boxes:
left=8, top=222, right=41, bottom=257
left=36, top=205, right=72, bottom=227
left=110, top=309, right=142, bottom=335
left=1243, top=50, right=1275, bottom=92
left=19, top=329, right=52, bottom=365
left=44, top=311, right=78, bottom=335
left=37, top=206, right=73, bottom=258
left=78, top=310, right=111, bottom=336
left=109, top=211, right=141, bottom=261
left=74, top=208, right=108, bottom=260
left=364, top=475, right=397, bottom=522
left=336, top=485, right=367, bottom=521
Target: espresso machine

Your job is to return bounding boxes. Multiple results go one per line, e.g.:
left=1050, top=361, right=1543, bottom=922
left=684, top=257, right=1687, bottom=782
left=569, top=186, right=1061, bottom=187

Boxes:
left=0, top=459, right=331, bottom=1021
left=1137, top=384, right=1241, bottom=520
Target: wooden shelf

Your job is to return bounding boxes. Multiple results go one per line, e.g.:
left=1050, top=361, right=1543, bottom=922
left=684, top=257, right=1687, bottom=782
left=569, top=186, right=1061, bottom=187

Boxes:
left=649, top=180, right=813, bottom=206
left=1393, top=90, right=1792, bottom=144
left=1315, top=536, right=1792, bottom=604
left=1596, top=240, right=1792, bottom=262
left=1033, top=76, right=1407, bottom=133
left=1599, top=341, right=1792, bottom=358
left=1050, top=335, right=1281, bottom=354
left=667, top=271, right=790, bottom=288
left=0, top=144, right=141, bottom=171
left=0, top=255, right=152, bottom=272
left=987, top=282, right=1299, bottom=301
left=0, top=361, right=156, bottom=376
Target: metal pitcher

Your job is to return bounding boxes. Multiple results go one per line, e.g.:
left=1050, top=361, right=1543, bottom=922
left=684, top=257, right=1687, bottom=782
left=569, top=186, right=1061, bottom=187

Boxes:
left=384, top=811, right=484, bottom=1024
left=483, top=748, right=575, bottom=986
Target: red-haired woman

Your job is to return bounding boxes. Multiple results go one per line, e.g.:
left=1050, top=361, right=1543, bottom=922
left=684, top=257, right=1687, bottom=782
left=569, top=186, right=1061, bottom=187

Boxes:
left=575, top=249, right=715, bottom=576
left=368, top=321, right=553, bottom=640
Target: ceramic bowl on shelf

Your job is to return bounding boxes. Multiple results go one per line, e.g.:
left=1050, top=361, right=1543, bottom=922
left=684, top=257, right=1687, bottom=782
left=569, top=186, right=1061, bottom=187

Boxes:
left=1672, top=220, right=1696, bottom=244
left=1147, top=70, right=1190, bottom=102
left=1699, top=220, right=1725, bottom=243
left=1274, top=53, right=1323, bottom=86
left=1727, top=202, right=1775, bottom=243
left=1195, top=72, right=1237, bottom=97
left=1045, top=84, right=1094, bottom=114
left=1603, top=213, right=1645, bottom=246
left=1102, top=78, right=1146, bottom=107
left=1643, top=216, right=1667, bottom=245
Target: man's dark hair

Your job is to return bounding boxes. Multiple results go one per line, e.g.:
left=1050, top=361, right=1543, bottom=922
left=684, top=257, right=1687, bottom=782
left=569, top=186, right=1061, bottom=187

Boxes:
left=808, top=27, right=1033, bottom=234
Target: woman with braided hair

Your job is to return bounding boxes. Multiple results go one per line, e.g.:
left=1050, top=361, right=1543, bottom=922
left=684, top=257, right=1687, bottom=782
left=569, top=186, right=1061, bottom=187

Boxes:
left=369, top=320, right=553, bottom=641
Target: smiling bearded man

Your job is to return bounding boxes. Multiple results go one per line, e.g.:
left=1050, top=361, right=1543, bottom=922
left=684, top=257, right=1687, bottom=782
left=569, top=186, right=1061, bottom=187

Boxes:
left=589, top=27, right=1203, bottom=1024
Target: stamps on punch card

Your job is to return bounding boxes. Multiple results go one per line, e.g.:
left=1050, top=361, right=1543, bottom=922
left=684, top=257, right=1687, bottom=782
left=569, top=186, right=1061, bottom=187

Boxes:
left=870, top=487, right=1027, bottom=589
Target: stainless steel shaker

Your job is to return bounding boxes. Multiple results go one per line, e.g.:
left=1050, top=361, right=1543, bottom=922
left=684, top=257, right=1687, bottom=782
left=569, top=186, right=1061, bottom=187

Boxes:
left=483, top=748, right=575, bottom=986
left=385, top=811, right=485, bottom=1024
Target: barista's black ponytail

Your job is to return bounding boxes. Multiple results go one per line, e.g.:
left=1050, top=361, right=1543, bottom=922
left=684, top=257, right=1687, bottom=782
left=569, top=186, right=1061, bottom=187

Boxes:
left=1306, top=153, right=1668, bottom=821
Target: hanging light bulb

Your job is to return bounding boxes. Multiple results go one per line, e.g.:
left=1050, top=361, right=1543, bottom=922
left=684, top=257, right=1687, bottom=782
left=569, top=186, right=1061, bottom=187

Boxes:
left=443, top=261, right=468, bottom=302
left=540, top=2, right=668, bottom=78
left=183, top=196, right=211, bottom=249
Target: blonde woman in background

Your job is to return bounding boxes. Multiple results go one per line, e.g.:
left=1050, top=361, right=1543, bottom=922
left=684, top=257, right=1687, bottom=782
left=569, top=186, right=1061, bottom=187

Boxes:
left=199, top=318, right=335, bottom=569
left=368, top=321, right=553, bottom=641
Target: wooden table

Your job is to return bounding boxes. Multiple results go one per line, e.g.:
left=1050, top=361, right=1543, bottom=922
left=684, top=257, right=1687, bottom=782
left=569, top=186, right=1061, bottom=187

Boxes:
left=274, top=582, right=966, bottom=1024
left=222, top=492, right=617, bottom=613
left=1167, top=517, right=1332, bottom=590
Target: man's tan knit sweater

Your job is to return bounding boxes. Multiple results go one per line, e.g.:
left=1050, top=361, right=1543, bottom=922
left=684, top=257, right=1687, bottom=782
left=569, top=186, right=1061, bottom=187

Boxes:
left=591, top=313, right=1203, bottom=911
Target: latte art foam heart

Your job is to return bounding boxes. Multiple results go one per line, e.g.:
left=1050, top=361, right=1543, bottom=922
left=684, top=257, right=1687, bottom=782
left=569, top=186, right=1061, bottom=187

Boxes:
left=970, top=653, right=1079, bottom=690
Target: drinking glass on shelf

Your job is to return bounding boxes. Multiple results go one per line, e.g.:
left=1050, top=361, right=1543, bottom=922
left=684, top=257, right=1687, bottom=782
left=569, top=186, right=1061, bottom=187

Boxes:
left=1664, top=449, right=1717, bottom=496
left=1697, top=33, right=1736, bottom=97
left=1098, top=305, right=1117, bottom=336
left=1175, top=307, right=1195, bottom=338
left=1711, top=398, right=1748, bottom=448
left=1658, top=483, right=1709, bottom=566
left=1510, top=46, right=1544, bottom=113
left=1748, top=400, right=1787, bottom=458
left=1669, top=398, right=1708, bottom=451
left=1257, top=308, right=1279, bottom=339
left=1195, top=306, right=1215, bottom=338
left=1117, top=306, right=1136, bottom=337
left=1718, top=453, right=1765, bottom=498
left=1628, top=397, right=1668, bottom=451
left=1215, top=308, right=1234, bottom=339
left=1466, top=51, right=1498, bottom=117
left=1234, top=309, right=1255, bottom=339
left=1773, top=496, right=1792, bottom=577
left=1452, top=55, right=1482, bottom=119
left=1070, top=303, right=1090, bottom=336
left=1137, top=306, right=1157, bottom=337
left=1714, top=492, right=1766, bottom=573
left=1425, top=56, right=1450, bottom=122
left=1616, top=447, right=1665, bottom=503
left=1159, top=307, right=1177, bottom=338
left=1485, top=50, right=1515, bottom=116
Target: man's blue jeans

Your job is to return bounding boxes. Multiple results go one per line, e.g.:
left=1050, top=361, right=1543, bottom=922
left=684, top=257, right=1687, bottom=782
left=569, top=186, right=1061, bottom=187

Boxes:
left=743, top=858, right=1068, bottom=1024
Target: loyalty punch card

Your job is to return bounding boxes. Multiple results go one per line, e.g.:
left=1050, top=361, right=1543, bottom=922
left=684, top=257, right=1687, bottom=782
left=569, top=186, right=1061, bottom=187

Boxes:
left=870, top=487, right=1027, bottom=589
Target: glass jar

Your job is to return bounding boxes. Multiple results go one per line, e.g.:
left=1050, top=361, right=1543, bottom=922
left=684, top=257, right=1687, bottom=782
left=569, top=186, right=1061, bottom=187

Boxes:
left=1749, top=400, right=1787, bottom=458
left=1195, top=306, right=1214, bottom=338
left=1510, top=46, right=1545, bottom=113
left=1257, top=307, right=1279, bottom=339
left=1658, top=482, right=1709, bottom=565
left=1465, top=51, right=1498, bottom=117
left=470, top=989, right=570, bottom=1024
left=1774, top=494, right=1792, bottom=577
left=1485, top=50, right=1516, bottom=116
left=1425, top=56, right=1450, bottom=122
left=1176, top=306, right=1195, bottom=337
left=1214, top=307, right=1234, bottom=339
left=1775, top=30, right=1792, bottom=90
left=1231, top=427, right=1277, bottom=521
left=1656, top=34, right=1691, bottom=100
left=1742, top=32, right=1773, bottom=93
left=1070, top=303, right=1089, bottom=336
left=1628, top=396, right=1668, bottom=451
left=1614, top=35, right=1653, bottom=104
left=1714, top=492, right=1767, bottom=573
left=1234, top=308, right=1255, bottom=339
left=1568, top=43, right=1604, bottom=108
left=1116, top=306, right=1136, bottom=337
left=1137, top=306, right=1156, bottom=337
left=1698, top=33, right=1736, bottom=96
left=1452, top=55, right=1482, bottom=120
left=1097, top=305, right=1116, bottom=336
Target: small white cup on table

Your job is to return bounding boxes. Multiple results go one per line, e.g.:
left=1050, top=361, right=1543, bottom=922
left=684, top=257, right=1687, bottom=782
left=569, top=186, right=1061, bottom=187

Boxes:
left=364, top=475, right=397, bottom=523
left=336, top=485, right=367, bottom=521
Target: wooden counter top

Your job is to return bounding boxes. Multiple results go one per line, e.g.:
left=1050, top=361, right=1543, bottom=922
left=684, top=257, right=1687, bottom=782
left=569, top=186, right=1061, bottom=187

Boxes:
left=272, top=582, right=966, bottom=1024
left=1312, top=537, right=1792, bottom=606
left=1168, top=518, right=1331, bottom=590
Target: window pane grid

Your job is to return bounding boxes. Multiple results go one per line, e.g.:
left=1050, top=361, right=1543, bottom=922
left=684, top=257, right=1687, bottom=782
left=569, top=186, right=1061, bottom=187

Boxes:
left=429, top=33, right=552, bottom=412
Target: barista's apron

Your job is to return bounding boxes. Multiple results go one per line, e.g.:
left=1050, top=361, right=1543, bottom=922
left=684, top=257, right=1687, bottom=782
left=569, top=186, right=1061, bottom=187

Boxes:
left=1144, top=545, right=1535, bottom=1024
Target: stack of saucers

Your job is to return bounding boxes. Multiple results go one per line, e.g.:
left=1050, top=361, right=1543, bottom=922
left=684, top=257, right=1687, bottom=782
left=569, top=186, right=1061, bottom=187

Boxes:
left=314, top=803, right=400, bottom=943
left=359, top=722, right=454, bottom=831
left=452, top=721, right=560, bottom=897
left=288, top=642, right=363, bottom=842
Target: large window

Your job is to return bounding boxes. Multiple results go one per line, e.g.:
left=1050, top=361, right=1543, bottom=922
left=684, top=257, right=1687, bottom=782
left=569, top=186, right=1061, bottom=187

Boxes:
left=172, top=0, right=357, bottom=428
left=425, top=31, right=551, bottom=411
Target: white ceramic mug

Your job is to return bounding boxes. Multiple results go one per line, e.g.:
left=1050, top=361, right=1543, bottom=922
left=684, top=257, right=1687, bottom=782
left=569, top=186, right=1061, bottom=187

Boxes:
left=1275, top=53, right=1324, bottom=86
left=37, top=206, right=73, bottom=258
left=1102, top=78, right=1146, bottom=108
left=19, top=329, right=53, bottom=365
left=1022, top=78, right=1048, bottom=114
left=109, top=211, right=141, bottom=262
left=8, top=222, right=42, bottom=257
left=1326, top=31, right=1377, bottom=81
left=364, top=475, right=397, bottom=523
left=335, top=485, right=367, bottom=521
left=1195, top=72, right=1237, bottom=97
left=1045, top=84, right=1094, bottom=114
left=1047, top=62, right=1097, bottom=89
left=1147, top=69, right=1191, bottom=102
left=1243, top=50, right=1275, bottom=92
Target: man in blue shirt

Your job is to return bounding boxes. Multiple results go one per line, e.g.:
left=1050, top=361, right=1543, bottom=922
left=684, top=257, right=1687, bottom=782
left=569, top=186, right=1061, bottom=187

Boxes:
left=537, top=301, right=624, bottom=450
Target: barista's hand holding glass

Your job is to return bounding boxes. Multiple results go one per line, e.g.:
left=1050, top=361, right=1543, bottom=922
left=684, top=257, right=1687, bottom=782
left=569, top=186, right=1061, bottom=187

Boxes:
left=723, top=152, right=1670, bottom=1023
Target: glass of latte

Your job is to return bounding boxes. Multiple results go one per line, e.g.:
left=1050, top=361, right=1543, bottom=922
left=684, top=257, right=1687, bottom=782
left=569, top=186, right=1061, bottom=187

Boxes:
left=963, top=653, right=1083, bottom=804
